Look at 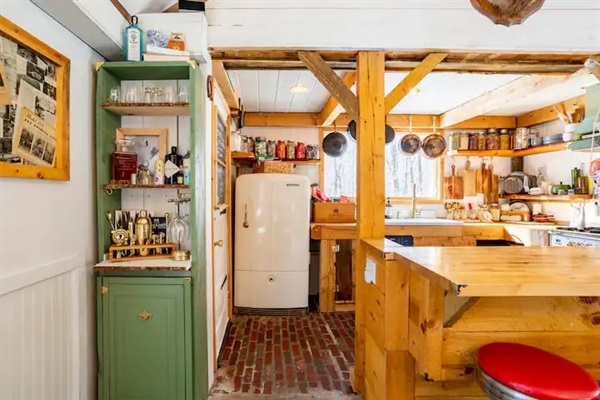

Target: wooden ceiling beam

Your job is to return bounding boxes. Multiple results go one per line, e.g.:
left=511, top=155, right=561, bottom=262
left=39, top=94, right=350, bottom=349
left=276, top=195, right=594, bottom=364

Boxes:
left=298, top=51, right=359, bottom=121
left=109, top=0, right=131, bottom=22
left=439, top=69, right=591, bottom=128
left=516, top=95, right=585, bottom=127
left=385, top=53, right=448, bottom=114
left=212, top=61, right=239, bottom=111
left=244, top=113, right=319, bottom=127
left=319, top=72, right=356, bottom=127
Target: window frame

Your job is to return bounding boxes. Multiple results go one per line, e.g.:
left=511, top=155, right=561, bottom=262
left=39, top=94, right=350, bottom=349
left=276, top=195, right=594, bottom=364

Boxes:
left=320, top=128, right=445, bottom=204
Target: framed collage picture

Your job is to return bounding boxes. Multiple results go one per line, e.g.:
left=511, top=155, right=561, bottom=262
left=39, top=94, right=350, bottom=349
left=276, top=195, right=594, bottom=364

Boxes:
left=0, top=16, right=70, bottom=180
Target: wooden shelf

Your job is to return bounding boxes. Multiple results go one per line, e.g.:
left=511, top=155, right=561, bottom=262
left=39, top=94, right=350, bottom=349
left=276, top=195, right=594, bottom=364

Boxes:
left=500, top=194, right=592, bottom=202
left=513, top=142, right=566, bottom=156
left=101, top=103, right=190, bottom=116
left=103, top=183, right=190, bottom=190
left=231, top=152, right=255, bottom=164
left=231, top=152, right=321, bottom=166
left=447, top=143, right=567, bottom=158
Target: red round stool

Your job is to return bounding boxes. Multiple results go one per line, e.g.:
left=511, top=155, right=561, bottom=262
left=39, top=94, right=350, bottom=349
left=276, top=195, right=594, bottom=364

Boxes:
left=477, top=342, right=600, bottom=400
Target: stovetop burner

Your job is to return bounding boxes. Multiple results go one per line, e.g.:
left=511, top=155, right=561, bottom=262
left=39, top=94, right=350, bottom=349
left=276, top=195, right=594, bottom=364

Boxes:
left=556, top=227, right=600, bottom=234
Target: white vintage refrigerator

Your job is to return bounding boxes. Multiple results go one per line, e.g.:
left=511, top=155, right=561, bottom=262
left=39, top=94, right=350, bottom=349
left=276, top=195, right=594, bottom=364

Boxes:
left=234, top=174, right=310, bottom=309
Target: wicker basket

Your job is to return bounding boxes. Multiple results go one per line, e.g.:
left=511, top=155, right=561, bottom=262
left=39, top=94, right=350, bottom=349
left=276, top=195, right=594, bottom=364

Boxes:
left=253, top=161, right=294, bottom=174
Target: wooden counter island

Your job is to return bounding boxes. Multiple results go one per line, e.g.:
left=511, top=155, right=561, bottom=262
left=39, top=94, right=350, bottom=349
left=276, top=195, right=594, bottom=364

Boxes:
left=357, top=240, right=600, bottom=399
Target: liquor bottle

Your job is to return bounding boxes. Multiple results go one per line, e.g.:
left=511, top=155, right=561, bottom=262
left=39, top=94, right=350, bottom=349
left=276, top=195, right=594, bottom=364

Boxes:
left=124, top=15, right=143, bottom=62
left=183, top=151, right=191, bottom=185
left=165, top=146, right=180, bottom=184
left=385, top=197, right=393, bottom=219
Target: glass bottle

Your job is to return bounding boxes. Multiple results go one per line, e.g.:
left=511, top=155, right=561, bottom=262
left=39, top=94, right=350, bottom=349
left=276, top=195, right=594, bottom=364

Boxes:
left=165, top=146, right=180, bottom=184
left=124, top=15, right=143, bottom=62
left=183, top=151, right=191, bottom=185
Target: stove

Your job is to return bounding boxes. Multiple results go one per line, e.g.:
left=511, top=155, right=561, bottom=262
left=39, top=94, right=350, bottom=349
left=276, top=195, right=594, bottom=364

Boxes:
left=550, top=227, right=600, bottom=246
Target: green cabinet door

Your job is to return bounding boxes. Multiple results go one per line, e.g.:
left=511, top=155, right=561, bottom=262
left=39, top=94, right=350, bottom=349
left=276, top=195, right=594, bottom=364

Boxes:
left=99, top=277, right=192, bottom=400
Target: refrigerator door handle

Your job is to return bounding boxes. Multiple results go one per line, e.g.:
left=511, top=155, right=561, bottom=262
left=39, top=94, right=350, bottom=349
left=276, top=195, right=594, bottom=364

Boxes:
left=243, top=203, right=250, bottom=228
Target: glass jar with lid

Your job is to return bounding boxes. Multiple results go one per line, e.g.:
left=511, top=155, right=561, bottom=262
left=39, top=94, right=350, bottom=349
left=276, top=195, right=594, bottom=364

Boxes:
left=459, top=132, right=469, bottom=150
left=468, top=132, right=478, bottom=150
left=486, top=128, right=500, bottom=150
left=255, top=136, right=267, bottom=159
left=448, top=132, right=459, bottom=151
left=499, top=129, right=511, bottom=150
left=267, top=140, right=276, bottom=157
left=477, top=131, right=487, bottom=150
left=286, top=140, right=296, bottom=160
left=515, top=127, right=530, bottom=149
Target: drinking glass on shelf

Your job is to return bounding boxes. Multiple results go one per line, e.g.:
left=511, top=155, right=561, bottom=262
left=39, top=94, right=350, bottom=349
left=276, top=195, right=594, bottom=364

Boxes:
left=144, top=87, right=152, bottom=104
left=177, top=86, right=189, bottom=104
left=108, top=86, right=121, bottom=103
left=151, top=87, right=163, bottom=103
left=164, top=86, right=176, bottom=104
left=125, top=87, right=139, bottom=103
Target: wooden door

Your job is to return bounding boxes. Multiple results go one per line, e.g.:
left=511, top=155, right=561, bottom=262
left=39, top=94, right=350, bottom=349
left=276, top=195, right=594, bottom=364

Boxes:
left=211, top=104, right=231, bottom=367
left=99, top=277, right=192, bottom=400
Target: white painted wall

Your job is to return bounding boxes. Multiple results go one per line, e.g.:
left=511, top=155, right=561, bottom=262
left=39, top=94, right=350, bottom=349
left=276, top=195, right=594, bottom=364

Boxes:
left=0, top=1, right=103, bottom=398
left=206, top=0, right=600, bottom=52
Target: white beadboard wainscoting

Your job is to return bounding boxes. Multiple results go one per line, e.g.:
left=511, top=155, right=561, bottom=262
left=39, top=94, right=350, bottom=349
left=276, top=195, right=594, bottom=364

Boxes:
left=0, top=255, right=93, bottom=400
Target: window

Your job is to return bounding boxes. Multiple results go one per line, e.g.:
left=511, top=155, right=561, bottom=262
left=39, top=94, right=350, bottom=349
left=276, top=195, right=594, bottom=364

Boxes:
left=323, top=132, right=442, bottom=200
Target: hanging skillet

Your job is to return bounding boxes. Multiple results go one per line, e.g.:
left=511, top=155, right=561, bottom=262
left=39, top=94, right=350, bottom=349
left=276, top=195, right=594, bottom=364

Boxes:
left=399, top=115, right=422, bottom=156
left=322, top=130, right=348, bottom=157
left=421, top=116, right=446, bottom=159
left=347, top=120, right=395, bottom=145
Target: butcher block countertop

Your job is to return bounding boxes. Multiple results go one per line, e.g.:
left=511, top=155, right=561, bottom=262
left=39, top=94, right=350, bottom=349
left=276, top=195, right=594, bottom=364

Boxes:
left=363, top=239, right=600, bottom=297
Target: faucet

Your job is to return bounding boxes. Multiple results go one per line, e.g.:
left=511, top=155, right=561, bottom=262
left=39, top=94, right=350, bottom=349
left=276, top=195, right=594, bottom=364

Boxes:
left=411, top=183, right=420, bottom=218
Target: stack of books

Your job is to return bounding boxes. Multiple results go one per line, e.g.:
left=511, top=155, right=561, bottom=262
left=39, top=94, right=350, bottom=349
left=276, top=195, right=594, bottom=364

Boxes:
left=144, top=45, right=190, bottom=62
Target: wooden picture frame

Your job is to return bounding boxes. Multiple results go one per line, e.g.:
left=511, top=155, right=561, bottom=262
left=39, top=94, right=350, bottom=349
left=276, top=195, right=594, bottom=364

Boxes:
left=0, top=16, right=70, bottom=180
left=116, top=127, right=168, bottom=174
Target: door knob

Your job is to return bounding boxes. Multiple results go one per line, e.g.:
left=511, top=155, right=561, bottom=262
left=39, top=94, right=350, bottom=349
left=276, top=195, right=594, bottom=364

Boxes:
left=214, top=240, right=224, bottom=247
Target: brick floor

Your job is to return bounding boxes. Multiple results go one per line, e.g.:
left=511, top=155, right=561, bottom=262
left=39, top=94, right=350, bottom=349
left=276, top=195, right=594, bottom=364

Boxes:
left=211, top=312, right=356, bottom=398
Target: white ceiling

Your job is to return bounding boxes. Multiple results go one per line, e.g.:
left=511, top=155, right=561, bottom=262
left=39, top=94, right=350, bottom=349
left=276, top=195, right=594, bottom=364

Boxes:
left=228, top=70, right=597, bottom=116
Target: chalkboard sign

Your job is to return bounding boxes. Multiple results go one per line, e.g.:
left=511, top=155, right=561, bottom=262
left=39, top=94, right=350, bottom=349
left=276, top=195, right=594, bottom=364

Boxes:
left=151, top=216, right=168, bottom=238
left=216, top=163, right=226, bottom=206
left=216, top=115, right=226, bottom=162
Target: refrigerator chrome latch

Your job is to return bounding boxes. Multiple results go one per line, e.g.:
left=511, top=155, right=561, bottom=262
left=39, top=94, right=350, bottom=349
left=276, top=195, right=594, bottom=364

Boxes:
left=332, top=245, right=340, bottom=253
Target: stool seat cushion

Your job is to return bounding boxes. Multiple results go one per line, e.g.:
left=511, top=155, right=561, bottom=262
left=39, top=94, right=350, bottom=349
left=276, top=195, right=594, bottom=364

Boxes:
left=478, top=342, right=600, bottom=400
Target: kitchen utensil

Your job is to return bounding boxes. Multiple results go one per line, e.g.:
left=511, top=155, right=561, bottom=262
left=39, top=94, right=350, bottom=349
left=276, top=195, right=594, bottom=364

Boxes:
left=421, top=134, right=446, bottom=159
left=570, top=203, right=585, bottom=230
left=459, top=159, right=477, bottom=196
left=444, top=164, right=464, bottom=199
left=489, top=163, right=499, bottom=203
left=385, top=124, right=395, bottom=144
left=482, top=161, right=492, bottom=204
left=322, top=131, right=348, bottom=157
left=399, top=134, right=422, bottom=155
left=550, top=182, right=571, bottom=195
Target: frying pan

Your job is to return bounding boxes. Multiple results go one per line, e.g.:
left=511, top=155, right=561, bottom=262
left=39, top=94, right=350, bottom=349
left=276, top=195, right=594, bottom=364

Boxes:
left=347, top=120, right=396, bottom=144
left=399, top=134, right=422, bottom=156
left=421, top=134, right=447, bottom=159
left=322, top=131, right=348, bottom=157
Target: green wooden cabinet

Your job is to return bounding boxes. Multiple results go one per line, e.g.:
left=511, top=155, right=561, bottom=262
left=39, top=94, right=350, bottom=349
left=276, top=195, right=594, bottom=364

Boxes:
left=98, top=276, right=193, bottom=400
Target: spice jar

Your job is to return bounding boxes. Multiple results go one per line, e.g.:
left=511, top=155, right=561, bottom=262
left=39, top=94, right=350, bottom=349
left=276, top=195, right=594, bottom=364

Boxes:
left=276, top=140, right=286, bottom=159
left=468, top=132, right=478, bottom=150
left=255, top=136, right=267, bottom=159
left=515, top=127, right=530, bottom=149
left=477, top=131, right=487, bottom=150
left=499, top=129, right=511, bottom=150
left=459, top=132, right=469, bottom=150
left=246, top=136, right=255, bottom=154
left=448, top=132, right=458, bottom=151
left=486, top=128, right=499, bottom=150
left=267, top=140, right=276, bottom=157
left=286, top=140, right=296, bottom=160
left=307, top=144, right=319, bottom=160
left=296, top=142, right=306, bottom=160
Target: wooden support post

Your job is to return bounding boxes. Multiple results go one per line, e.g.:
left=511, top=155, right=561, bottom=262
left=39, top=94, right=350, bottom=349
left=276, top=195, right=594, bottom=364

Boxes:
left=299, top=51, right=359, bottom=121
left=384, top=53, right=448, bottom=114
left=212, top=61, right=240, bottom=111
left=353, top=51, right=386, bottom=395
left=319, top=239, right=336, bottom=313
left=109, top=0, right=131, bottom=22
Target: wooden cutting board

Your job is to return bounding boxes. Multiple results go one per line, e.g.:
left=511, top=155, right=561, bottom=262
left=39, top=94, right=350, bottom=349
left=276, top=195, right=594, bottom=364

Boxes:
left=490, top=164, right=500, bottom=203
left=476, top=161, right=485, bottom=193
left=459, top=159, right=477, bottom=197
left=482, top=162, right=492, bottom=204
left=444, top=165, right=464, bottom=199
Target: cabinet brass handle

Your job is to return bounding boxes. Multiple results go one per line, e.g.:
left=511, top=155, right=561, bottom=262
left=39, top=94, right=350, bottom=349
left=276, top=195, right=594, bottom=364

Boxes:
left=214, top=240, right=224, bottom=247
left=138, top=310, right=153, bottom=321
